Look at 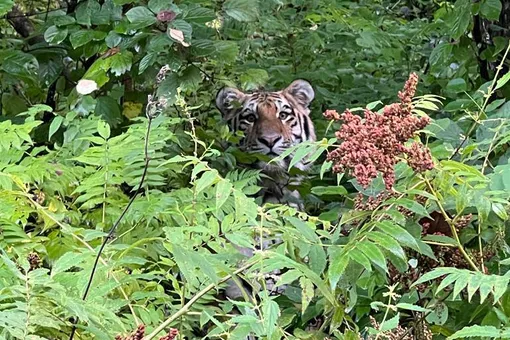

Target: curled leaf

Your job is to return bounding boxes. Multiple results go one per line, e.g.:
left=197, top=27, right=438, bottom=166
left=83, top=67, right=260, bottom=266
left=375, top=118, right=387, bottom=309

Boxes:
left=168, top=28, right=189, bottom=47
left=157, top=10, right=176, bottom=22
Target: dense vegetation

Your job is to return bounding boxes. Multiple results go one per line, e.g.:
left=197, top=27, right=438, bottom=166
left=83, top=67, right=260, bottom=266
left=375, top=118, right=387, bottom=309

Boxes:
left=1, top=0, right=510, bottom=339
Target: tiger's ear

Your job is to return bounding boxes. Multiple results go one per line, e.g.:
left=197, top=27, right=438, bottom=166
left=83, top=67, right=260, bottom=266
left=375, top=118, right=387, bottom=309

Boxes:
left=215, top=87, right=246, bottom=118
left=283, top=80, right=314, bottom=108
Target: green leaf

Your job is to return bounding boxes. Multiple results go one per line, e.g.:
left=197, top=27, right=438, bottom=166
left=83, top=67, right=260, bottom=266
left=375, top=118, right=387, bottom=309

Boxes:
left=495, top=72, right=510, bottom=90
left=75, top=0, right=101, bottom=26
left=196, top=170, right=219, bottom=194
left=48, top=115, right=64, bottom=140
left=286, top=216, right=319, bottom=243
left=262, top=300, right=279, bottom=338
left=447, top=0, right=472, bottom=40
left=375, top=221, right=420, bottom=251
left=139, top=52, right=158, bottom=74
left=308, top=244, right=327, bottom=275
left=448, top=325, right=501, bottom=339
left=357, top=241, right=387, bottom=272
left=348, top=248, right=372, bottom=272
left=311, top=185, right=348, bottom=196
left=240, top=69, right=269, bottom=91
left=215, top=179, right=232, bottom=212
left=395, top=303, right=430, bottom=313
left=0, top=0, right=14, bottom=17
left=429, top=43, right=453, bottom=67
left=44, top=25, right=68, bottom=44
left=52, top=252, right=84, bottom=275
left=480, top=0, right=502, bottom=21
left=184, top=5, right=216, bottom=24
left=380, top=313, right=399, bottom=332
left=97, top=120, right=110, bottom=139
left=109, top=51, right=133, bottom=76
left=412, top=267, right=455, bottom=287
left=126, top=6, right=157, bottom=28
left=328, top=247, right=348, bottom=290
left=368, top=231, right=406, bottom=262
left=300, top=277, right=314, bottom=315
left=223, top=0, right=258, bottom=22
left=70, top=30, right=106, bottom=49
left=446, top=78, right=467, bottom=93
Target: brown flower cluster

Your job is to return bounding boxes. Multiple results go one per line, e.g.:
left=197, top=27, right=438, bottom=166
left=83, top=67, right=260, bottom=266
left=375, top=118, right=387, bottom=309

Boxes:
left=368, top=316, right=432, bottom=340
left=116, top=325, right=179, bottom=340
left=325, top=73, right=433, bottom=190
left=27, top=252, right=41, bottom=272
left=389, top=213, right=494, bottom=291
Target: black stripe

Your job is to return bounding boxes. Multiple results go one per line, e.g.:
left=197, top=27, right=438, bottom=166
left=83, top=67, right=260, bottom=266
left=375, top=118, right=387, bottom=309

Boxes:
left=302, top=115, right=310, bottom=139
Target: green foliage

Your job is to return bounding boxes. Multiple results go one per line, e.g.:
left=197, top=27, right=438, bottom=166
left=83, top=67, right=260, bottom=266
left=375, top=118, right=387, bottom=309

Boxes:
left=1, top=0, right=510, bottom=339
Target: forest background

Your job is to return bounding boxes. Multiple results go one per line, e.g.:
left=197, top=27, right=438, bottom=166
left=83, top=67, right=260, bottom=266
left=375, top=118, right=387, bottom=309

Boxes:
left=1, top=0, right=510, bottom=339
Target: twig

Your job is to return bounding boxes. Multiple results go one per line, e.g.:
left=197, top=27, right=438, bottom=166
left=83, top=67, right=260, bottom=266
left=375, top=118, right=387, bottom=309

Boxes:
left=143, top=261, right=256, bottom=340
left=449, top=40, right=510, bottom=160
left=68, top=114, right=154, bottom=340
left=2, top=7, right=67, bottom=20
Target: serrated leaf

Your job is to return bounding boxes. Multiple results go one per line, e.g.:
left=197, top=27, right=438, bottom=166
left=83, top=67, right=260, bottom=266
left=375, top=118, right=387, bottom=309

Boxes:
left=224, top=0, right=258, bottom=22
left=412, top=267, right=455, bottom=287
left=447, top=325, right=501, bottom=339
left=195, top=170, right=219, bottom=194
left=215, top=179, right=232, bottom=212
left=375, top=221, right=420, bottom=251
left=358, top=241, right=387, bottom=272
left=328, top=248, right=348, bottom=290
left=311, top=185, right=348, bottom=196
left=368, top=231, right=406, bottom=262
left=300, top=277, right=314, bottom=315
left=126, top=6, right=157, bottom=28
left=348, top=248, right=372, bottom=272
left=262, top=299, right=279, bottom=338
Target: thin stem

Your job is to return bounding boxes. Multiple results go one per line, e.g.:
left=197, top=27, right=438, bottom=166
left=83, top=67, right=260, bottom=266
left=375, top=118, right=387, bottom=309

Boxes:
left=143, top=261, right=256, bottom=340
left=423, top=176, right=480, bottom=272
left=449, top=40, right=510, bottom=160
left=68, top=117, right=153, bottom=340
left=375, top=292, right=394, bottom=340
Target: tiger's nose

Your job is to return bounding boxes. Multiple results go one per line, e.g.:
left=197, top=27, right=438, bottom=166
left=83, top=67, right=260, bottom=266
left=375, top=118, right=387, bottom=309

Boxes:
left=257, top=136, right=282, bottom=148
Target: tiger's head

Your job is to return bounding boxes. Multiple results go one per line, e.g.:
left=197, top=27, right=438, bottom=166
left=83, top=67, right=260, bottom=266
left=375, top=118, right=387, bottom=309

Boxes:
left=216, top=80, right=316, bottom=172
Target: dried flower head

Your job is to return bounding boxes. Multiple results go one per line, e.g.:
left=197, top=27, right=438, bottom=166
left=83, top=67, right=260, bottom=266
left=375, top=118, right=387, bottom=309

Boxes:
left=326, top=73, right=432, bottom=190
left=159, top=328, right=179, bottom=340
left=323, top=109, right=341, bottom=121
left=116, top=324, right=145, bottom=340
left=27, top=252, right=41, bottom=271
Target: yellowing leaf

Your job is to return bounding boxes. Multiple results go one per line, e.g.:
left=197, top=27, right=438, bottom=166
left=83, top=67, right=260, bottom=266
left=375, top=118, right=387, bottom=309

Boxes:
left=122, top=102, right=143, bottom=119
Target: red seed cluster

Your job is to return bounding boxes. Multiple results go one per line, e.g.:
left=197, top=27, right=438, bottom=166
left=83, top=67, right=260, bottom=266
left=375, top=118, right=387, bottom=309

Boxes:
left=325, top=73, right=433, bottom=190
left=159, top=329, right=179, bottom=340
left=389, top=213, right=494, bottom=291
left=115, top=324, right=145, bottom=340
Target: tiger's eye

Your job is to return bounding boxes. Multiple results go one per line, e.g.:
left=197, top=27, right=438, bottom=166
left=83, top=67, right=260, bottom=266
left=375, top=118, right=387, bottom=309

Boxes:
left=279, top=112, right=288, bottom=120
left=246, top=114, right=256, bottom=122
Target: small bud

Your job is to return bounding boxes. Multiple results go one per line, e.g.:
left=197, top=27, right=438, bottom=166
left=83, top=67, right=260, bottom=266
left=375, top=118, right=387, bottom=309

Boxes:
left=157, top=10, right=176, bottom=22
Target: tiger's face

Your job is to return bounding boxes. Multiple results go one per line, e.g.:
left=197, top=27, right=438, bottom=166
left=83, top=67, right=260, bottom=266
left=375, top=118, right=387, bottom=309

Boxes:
left=216, top=80, right=316, bottom=172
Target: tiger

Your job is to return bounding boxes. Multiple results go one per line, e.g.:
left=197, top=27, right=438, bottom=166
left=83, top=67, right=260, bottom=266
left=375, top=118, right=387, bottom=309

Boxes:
left=215, top=80, right=316, bottom=300
left=215, top=79, right=316, bottom=208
